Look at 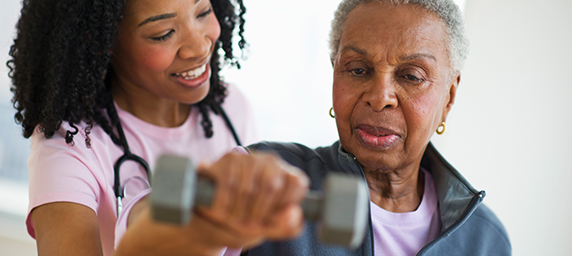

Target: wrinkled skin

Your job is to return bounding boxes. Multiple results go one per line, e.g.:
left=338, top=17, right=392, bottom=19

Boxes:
left=331, top=3, right=459, bottom=212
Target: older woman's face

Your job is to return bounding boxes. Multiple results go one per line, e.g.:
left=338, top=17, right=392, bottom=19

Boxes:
left=332, top=3, right=458, bottom=173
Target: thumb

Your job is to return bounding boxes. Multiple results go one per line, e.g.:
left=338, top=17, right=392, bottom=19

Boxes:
left=196, top=161, right=212, bottom=175
left=264, top=204, right=305, bottom=240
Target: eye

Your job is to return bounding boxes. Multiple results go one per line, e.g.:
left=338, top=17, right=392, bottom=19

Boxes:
left=198, top=7, right=213, bottom=18
left=150, top=30, right=174, bottom=42
left=350, top=68, right=367, bottom=76
left=402, top=73, right=424, bottom=84
left=405, top=74, right=420, bottom=81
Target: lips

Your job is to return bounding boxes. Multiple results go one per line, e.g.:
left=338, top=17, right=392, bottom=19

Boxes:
left=174, top=64, right=207, bottom=80
left=171, top=63, right=210, bottom=89
left=355, top=124, right=400, bottom=149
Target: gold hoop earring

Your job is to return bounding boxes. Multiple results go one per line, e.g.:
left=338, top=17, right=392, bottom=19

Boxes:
left=329, top=107, right=335, bottom=118
left=436, top=121, right=446, bottom=135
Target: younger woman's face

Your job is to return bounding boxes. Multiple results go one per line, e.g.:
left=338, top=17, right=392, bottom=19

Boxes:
left=111, top=0, right=220, bottom=105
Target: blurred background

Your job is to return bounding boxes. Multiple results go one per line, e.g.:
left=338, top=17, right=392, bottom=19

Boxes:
left=1, top=0, right=571, bottom=255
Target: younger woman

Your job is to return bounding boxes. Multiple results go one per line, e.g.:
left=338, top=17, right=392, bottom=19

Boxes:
left=9, top=0, right=307, bottom=255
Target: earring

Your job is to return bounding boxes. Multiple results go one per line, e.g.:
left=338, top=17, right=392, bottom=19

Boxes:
left=329, top=107, right=335, bottom=118
left=436, top=121, right=446, bottom=135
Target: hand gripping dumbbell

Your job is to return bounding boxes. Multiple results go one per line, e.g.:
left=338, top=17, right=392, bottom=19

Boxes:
left=150, top=155, right=369, bottom=249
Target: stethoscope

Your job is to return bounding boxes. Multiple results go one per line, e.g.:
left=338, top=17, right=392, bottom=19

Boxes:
left=112, top=103, right=242, bottom=216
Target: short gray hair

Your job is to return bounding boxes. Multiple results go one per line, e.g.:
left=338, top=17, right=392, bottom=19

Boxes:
left=329, top=0, right=469, bottom=72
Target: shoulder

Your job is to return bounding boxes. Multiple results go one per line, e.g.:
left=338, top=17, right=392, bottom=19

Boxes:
left=27, top=122, right=114, bottom=227
left=470, top=204, right=511, bottom=245
left=219, top=83, right=259, bottom=145
left=247, top=142, right=343, bottom=190
left=28, top=121, right=115, bottom=194
left=438, top=203, right=511, bottom=255
left=31, top=121, right=88, bottom=154
left=425, top=203, right=511, bottom=255
left=220, top=83, right=253, bottom=121
left=222, top=83, right=250, bottom=108
left=247, top=141, right=323, bottom=163
left=30, top=121, right=111, bottom=155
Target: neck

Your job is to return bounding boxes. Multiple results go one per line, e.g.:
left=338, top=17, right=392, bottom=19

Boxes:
left=365, top=164, right=425, bottom=213
left=110, top=77, right=190, bottom=128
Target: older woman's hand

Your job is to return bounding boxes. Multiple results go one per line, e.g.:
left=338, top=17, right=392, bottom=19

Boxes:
left=115, top=152, right=309, bottom=256
left=196, top=152, right=310, bottom=245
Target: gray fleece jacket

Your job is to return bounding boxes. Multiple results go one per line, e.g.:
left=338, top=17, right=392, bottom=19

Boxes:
left=243, top=141, right=511, bottom=256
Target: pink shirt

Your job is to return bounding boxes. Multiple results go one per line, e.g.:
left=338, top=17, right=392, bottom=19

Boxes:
left=26, top=84, right=257, bottom=256
left=370, top=168, right=442, bottom=256
left=113, top=146, right=250, bottom=256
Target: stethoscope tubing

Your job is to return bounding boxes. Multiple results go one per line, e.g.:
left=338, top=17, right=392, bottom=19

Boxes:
left=111, top=104, right=241, bottom=216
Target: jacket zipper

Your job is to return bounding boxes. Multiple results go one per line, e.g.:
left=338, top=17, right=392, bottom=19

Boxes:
left=416, top=191, right=485, bottom=255
left=350, top=155, right=376, bottom=256
left=347, top=152, right=485, bottom=256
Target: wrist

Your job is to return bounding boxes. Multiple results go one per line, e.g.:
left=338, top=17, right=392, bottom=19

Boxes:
left=115, top=210, right=227, bottom=256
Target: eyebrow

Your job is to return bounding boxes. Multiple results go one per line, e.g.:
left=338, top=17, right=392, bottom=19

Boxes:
left=138, top=0, right=201, bottom=27
left=341, top=46, right=437, bottom=63
left=138, top=13, right=177, bottom=27
left=400, top=53, right=437, bottom=62
left=341, top=46, right=368, bottom=56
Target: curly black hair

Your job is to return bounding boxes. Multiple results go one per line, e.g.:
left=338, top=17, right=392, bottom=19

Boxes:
left=7, top=0, right=247, bottom=147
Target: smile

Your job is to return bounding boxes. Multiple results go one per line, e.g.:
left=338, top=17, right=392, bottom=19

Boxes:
left=174, top=64, right=207, bottom=80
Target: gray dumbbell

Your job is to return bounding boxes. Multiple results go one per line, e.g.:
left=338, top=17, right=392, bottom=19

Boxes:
left=150, top=155, right=369, bottom=249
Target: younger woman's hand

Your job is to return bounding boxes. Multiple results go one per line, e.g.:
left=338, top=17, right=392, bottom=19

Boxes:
left=115, top=152, right=309, bottom=256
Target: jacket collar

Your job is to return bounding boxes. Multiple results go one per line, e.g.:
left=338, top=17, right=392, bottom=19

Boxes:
left=420, top=142, right=483, bottom=229
left=335, top=141, right=484, bottom=230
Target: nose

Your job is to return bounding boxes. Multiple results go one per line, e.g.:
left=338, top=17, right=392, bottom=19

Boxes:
left=178, top=24, right=212, bottom=60
left=361, top=75, right=398, bottom=112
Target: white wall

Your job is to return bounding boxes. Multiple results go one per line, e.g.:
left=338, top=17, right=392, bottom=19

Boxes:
left=431, top=0, right=572, bottom=255
left=222, top=0, right=341, bottom=147
left=0, top=0, right=570, bottom=255
left=0, top=1, right=37, bottom=255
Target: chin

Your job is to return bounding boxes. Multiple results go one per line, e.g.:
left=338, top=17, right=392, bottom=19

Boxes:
left=346, top=139, right=402, bottom=171
left=180, top=85, right=211, bottom=104
left=357, top=151, right=397, bottom=171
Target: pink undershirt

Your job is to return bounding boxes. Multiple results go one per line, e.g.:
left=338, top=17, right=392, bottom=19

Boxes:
left=370, top=167, right=442, bottom=256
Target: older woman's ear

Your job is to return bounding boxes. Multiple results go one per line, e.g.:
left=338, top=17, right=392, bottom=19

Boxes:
left=442, top=73, right=461, bottom=121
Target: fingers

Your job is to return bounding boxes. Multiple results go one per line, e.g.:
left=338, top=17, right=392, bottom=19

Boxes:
left=196, top=157, right=236, bottom=222
left=248, top=156, right=287, bottom=222
left=228, top=157, right=258, bottom=221
left=263, top=204, right=305, bottom=240
left=195, top=151, right=309, bottom=241
left=276, top=164, right=310, bottom=216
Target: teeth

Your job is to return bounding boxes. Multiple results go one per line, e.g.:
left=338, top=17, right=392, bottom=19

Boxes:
left=178, top=64, right=207, bottom=79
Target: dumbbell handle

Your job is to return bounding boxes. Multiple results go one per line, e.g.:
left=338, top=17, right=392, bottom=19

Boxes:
left=194, top=176, right=323, bottom=221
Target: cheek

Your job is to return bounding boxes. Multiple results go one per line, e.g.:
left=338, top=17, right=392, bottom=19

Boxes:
left=406, top=91, right=442, bottom=136
left=137, top=46, right=176, bottom=73
left=333, top=77, right=359, bottom=140
left=206, top=15, right=221, bottom=43
left=332, top=78, right=353, bottom=118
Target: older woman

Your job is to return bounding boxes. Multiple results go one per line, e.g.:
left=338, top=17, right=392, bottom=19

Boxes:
left=115, top=0, right=510, bottom=255
left=240, top=0, right=511, bottom=255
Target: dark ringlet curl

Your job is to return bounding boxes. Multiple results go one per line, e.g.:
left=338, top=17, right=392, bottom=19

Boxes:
left=8, top=0, right=248, bottom=148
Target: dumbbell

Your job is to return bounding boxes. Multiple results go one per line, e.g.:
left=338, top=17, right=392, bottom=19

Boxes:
left=150, top=155, right=369, bottom=249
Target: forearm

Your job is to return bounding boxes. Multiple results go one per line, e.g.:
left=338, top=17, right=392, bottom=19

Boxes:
left=114, top=209, right=226, bottom=256
left=115, top=192, right=230, bottom=256
left=32, top=203, right=104, bottom=256
left=114, top=152, right=309, bottom=255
